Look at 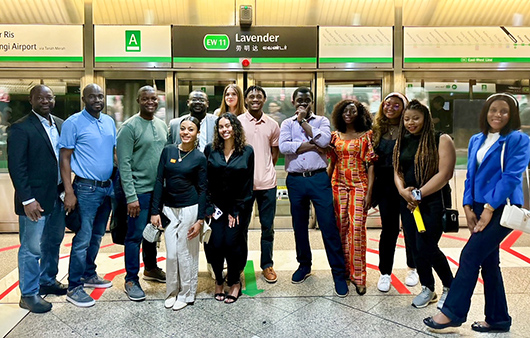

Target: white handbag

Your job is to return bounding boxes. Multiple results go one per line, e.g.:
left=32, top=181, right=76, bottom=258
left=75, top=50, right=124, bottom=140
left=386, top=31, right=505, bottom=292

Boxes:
left=143, top=223, right=162, bottom=243
left=499, top=142, right=530, bottom=233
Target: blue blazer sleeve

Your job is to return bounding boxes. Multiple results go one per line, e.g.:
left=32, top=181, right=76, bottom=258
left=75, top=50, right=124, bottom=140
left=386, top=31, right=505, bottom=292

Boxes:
left=463, top=134, right=480, bottom=206
left=484, top=131, right=530, bottom=209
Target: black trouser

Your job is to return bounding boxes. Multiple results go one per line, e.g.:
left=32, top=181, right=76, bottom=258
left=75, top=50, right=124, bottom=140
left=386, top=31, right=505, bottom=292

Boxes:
left=400, top=193, right=453, bottom=291
left=376, top=172, right=416, bottom=275
left=204, top=210, right=250, bottom=286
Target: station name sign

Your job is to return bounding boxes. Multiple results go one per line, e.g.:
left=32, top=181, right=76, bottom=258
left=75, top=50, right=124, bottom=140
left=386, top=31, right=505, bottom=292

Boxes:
left=173, top=26, right=317, bottom=68
left=0, top=25, right=83, bottom=66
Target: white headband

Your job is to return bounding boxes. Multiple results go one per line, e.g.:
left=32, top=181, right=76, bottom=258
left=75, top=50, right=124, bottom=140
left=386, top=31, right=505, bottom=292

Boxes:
left=487, top=93, right=518, bottom=108
left=384, top=92, right=409, bottom=107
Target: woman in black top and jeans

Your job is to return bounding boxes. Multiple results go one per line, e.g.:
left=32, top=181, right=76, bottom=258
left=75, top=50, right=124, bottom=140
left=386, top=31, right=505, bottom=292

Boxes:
left=204, top=113, right=254, bottom=304
left=151, top=116, right=207, bottom=311
left=393, top=100, right=455, bottom=309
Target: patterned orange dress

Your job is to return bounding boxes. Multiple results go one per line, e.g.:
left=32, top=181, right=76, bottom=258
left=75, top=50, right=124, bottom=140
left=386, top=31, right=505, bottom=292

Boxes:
left=329, top=130, right=377, bottom=287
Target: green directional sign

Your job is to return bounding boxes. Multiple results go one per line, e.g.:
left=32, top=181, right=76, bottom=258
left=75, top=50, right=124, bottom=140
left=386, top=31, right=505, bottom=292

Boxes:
left=125, top=30, right=141, bottom=52
left=203, top=34, right=230, bottom=51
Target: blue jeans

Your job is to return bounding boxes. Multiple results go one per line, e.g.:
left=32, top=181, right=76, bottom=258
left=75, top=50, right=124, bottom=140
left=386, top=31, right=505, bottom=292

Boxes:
left=18, top=196, right=65, bottom=296
left=286, top=171, right=346, bottom=279
left=249, top=188, right=276, bottom=270
left=68, top=181, right=113, bottom=290
left=442, top=203, right=512, bottom=330
left=124, top=192, right=151, bottom=282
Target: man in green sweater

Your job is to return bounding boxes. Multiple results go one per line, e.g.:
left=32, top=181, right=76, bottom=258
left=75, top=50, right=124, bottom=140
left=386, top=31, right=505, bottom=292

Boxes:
left=116, top=86, right=168, bottom=301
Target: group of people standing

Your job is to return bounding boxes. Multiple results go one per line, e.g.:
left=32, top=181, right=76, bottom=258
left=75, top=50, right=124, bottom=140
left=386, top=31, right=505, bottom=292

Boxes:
left=7, top=82, right=529, bottom=333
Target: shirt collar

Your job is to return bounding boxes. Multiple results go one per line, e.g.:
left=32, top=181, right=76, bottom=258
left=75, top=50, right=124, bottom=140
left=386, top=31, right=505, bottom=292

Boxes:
left=32, top=110, right=55, bottom=127
left=246, top=111, right=265, bottom=123
left=291, top=113, right=315, bottom=121
left=82, top=109, right=103, bottom=123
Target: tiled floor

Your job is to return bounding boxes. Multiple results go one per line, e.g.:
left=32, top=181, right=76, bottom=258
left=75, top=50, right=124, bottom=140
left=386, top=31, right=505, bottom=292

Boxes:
left=1, top=229, right=530, bottom=338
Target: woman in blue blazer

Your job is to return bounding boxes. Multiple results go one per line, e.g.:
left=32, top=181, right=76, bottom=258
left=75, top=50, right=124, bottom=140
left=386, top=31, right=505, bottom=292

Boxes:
left=424, top=93, right=530, bottom=332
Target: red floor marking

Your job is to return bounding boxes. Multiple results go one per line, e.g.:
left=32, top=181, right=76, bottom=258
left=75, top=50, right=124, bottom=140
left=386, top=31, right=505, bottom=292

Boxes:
left=366, top=263, right=411, bottom=294
left=90, top=256, right=166, bottom=300
left=0, top=244, right=21, bottom=253
left=369, top=238, right=380, bottom=243
left=500, top=231, right=530, bottom=265
left=109, top=252, right=124, bottom=259
left=442, top=234, right=468, bottom=242
left=367, top=248, right=379, bottom=255
left=64, top=243, right=72, bottom=247
left=0, top=281, right=19, bottom=301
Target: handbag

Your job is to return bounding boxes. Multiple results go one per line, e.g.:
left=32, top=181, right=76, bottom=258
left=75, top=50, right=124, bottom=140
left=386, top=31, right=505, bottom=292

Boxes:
left=143, top=223, right=162, bottom=243
left=499, top=142, right=530, bottom=233
left=441, top=184, right=459, bottom=233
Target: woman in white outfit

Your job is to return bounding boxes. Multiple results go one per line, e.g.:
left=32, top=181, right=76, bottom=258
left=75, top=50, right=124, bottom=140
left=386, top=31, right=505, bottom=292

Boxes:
left=151, top=116, right=207, bottom=311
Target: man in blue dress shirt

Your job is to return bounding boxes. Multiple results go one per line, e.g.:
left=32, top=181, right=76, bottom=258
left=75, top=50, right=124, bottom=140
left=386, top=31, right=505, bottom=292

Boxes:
left=59, top=84, right=116, bottom=307
left=279, top=87, right=349, bottom=297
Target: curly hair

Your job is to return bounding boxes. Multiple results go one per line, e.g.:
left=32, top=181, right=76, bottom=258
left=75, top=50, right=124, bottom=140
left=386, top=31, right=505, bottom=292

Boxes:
left=331, top=99, right=372, bottom=133
left=393, top=99, right=439, bottom=187
left=212, top=113, right=246, bottom=154
left=218, top=84, right=246, bottom=116
left=372, top=93, right=408, bottom=147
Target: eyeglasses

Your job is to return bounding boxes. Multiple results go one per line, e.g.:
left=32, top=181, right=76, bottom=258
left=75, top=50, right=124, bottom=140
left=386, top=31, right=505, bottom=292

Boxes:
left=384, top=102, right=401, bottom=111
left=36, top=96, right=55, bottom=102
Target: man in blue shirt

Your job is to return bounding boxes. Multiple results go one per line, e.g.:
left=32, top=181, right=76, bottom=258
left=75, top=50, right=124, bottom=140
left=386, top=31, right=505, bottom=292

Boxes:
left=7, top=85, right=67, bottom=313
left=59, top=84, right=116, bottom=308
left=279, top=87, right=348, bottom=297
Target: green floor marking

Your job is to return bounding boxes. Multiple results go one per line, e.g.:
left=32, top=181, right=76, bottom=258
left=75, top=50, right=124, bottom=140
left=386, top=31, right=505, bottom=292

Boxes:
left=242, top=260, right=264, bottom=296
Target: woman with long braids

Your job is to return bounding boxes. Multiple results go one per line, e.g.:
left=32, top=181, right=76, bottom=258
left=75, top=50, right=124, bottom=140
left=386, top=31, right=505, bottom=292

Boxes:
left=393, top=99, right=455, bottom=309
left=372, top=93, right=418, bottom=293
left=150, top=116, right=207, bottom=311
left=328, top=99, right=377, bottom=295
left=204, top=113, right=254, bottom=304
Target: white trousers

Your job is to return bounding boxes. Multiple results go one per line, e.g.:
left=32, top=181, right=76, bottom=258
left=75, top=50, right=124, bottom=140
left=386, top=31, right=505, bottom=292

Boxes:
left=162, top=205, right=199, bottom=303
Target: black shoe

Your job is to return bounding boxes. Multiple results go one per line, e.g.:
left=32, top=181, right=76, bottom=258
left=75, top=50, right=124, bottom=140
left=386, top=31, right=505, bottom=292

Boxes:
left=423, top=316, right=461, bottom=329
left=471, top=321, right=510, bottom=333
left=291, top=266, right=311, bottom=284
left=19, top=295, right=52, bottom=313
left=39, top=280, right=68, bottom=296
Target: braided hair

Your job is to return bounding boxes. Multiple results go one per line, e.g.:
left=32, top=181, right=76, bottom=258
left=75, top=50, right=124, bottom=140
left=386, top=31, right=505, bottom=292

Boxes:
left=393, top=99, right=439, bottom=187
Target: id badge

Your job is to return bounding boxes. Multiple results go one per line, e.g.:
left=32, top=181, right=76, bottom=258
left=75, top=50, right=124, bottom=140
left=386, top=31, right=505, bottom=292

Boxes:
left=213, top=206, right=223, bottom=220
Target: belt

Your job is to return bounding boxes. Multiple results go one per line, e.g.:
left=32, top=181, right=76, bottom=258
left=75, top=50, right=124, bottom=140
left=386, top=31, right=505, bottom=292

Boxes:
left=74, top=176, right=111, bottom=188
left=289, top=168, right=326, bottom=178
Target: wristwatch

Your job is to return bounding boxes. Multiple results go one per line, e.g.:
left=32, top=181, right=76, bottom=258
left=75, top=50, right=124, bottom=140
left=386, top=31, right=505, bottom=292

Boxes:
left=484, top=203, right=495, bottom=212
left=299, top=118, right=307, bottom=126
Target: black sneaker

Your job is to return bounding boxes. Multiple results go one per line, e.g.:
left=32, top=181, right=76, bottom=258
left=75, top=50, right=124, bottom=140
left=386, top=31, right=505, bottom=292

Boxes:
left=291, top=266, right=311, bottom=284
left=39, top=280, right=68, bottom=296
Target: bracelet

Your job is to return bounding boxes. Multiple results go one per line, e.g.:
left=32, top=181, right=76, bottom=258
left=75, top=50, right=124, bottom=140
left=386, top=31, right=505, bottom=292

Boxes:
left=484, top=203, right=495, bottom=212
left=299, top=118, right=307, bottom=126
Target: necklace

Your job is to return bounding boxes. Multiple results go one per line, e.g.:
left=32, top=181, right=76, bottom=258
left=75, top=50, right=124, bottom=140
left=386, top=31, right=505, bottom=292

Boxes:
left=388, top=125, right=398, bottom=137
left=178, top=146, right=193, bottom=162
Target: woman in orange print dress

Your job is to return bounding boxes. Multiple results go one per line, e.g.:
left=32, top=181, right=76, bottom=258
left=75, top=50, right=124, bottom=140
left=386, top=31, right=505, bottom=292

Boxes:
left=328, top=99, right=377, bottom=296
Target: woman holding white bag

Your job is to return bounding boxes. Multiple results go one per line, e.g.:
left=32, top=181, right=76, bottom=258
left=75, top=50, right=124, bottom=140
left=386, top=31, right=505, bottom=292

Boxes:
left=150, top=116, right=207, bottom=311
left=424, top=93, right=530, bottom=332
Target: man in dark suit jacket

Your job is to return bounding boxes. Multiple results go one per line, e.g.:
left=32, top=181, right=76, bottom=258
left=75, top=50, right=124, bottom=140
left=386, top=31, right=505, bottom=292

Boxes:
left=7, top=85, right=67, bottom=313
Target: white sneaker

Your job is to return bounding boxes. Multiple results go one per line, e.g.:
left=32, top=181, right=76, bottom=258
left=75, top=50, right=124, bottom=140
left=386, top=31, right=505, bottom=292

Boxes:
left=173, top=300, right=187, bottom=311
left=164, top=296, right=176, bottom=309
left=437, top=287, right=450, bottom=310
left=405, top=269, right=419, bottom=287
left=377, top=274, right=392, bottom=292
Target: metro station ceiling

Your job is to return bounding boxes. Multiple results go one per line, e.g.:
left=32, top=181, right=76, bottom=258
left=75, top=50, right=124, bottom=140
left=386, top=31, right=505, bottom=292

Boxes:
left=0, top=0, right=529, bottom=26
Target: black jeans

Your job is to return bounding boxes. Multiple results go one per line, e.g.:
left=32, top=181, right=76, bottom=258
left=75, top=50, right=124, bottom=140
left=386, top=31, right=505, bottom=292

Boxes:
left=249, top=188, right=276, bottom=270
left=376, top=172, right=415, bottom=275
left=400, top=193, right=453, bottom=291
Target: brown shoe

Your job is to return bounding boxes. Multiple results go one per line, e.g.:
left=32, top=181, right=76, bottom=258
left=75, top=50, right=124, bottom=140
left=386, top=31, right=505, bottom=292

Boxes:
left=262, top=267, right=278, bottom=283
